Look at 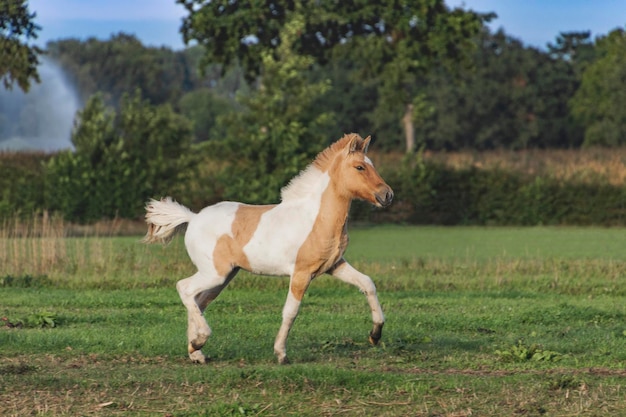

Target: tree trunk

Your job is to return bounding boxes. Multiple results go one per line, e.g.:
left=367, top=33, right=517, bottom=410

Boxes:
left=402, top=103, right=415, bottom=153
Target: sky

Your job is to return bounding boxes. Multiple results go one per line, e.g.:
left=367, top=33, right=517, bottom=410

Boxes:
left=28, top=0, right=626, bottom=51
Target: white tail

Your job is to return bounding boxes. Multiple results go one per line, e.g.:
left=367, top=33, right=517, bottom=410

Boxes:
left=143, top=197, right=195, bottom=244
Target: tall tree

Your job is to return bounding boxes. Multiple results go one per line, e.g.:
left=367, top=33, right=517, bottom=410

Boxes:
left=210, top=11, right=333, bottom=204
left=0, top=0, right=42, bottom=91
left=570, top=29, right=626, bottom=146
left=178, top=0, right=490, bottom=152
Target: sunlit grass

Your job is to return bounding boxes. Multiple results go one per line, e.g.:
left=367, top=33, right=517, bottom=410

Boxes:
left=2, top=224, right=626, bottom=415
left=3, top=221, right=626, bottom=292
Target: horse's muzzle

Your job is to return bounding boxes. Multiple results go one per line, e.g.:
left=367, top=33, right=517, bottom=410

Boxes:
left=375, top=187, right=394, bottom=207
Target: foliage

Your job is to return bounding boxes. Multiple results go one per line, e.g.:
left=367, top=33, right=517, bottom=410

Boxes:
left=180, top=0, right=489, bottom=153
left=179, top=0, right=488, bottom=82
left=178, top=88, right=236, bottom=143
left=412, top=29, right=592, bottom=150
left=1, top=11, right=623, bottom=152
left=4, top=145, right=626, bottom=225
left=0, top=0, right=42, bottom=91
left=46, top=91, right=195, bottom=222
left=0, top=151, right=49, bottom=218
left=307, top=57, right=380, bottom=142
left=46, top=34, right=200, bottom=106
left=210, top=11, right=333, bottom=204
left=496, top=340, right=565, bottom=363
left=378, top=154, right=626, bottom=226
left=570, top=29, right=626, bottom=146
left=2, top=311, right=57, bottom=328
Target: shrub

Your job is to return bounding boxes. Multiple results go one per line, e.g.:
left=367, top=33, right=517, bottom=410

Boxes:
left=0, top=151, right=49, bottom=218
left=45, top=91, right=195, bottom=222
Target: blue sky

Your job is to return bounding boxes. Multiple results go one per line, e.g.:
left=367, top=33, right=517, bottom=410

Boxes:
left=29, top=0, right=626, bottom=51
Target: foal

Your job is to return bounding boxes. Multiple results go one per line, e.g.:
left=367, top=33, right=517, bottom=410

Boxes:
left=143, top=133, right=393, bottom=364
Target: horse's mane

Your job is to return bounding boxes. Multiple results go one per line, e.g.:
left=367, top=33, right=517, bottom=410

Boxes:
left=280, top=134, right=365, bottom=202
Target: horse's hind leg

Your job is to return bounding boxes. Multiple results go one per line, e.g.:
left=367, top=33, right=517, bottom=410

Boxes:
left=328, top=259, right=385, bottom=345
left=176, top=269, right=238, bottom=363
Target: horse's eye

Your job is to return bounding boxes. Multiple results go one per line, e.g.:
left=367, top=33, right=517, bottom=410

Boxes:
left=355, top=165, right=365, bottom=171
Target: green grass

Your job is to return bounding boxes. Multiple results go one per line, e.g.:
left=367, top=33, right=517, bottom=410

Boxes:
left=2, top=226, right=626, bottom=416
left=347, top=225, right=626, bottom=261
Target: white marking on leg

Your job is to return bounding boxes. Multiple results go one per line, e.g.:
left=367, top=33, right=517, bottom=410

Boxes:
left=329, top=260, right=385, bottom=329
left=274, top=290, right=303, bottom=364
left=177, top=274, right=212, bottom=350
left=178, top=202, right=241, bottom=361
left=177, top=269, right=235, bottom=361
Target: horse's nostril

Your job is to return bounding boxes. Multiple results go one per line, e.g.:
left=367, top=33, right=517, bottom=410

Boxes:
left=375, top=189, right=393, bottom=207
left=384, top=190, right=393, bottom=205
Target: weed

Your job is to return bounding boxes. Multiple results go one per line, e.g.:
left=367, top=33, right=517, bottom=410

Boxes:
left=544, top=374, right=585, bottom=391
left=495, top=340, right=565, bottom=363
left=2, top=311, right=58, bottom=328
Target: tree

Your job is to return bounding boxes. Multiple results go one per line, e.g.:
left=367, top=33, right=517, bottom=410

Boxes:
left=570, top=29, right=626, bottom=146
left=46, top=34, right=194, bottom=106
left=209, top=11, right=333, bottom=204
left=307, top=57, right=380, bottom=144
left=178, top=0, right=490, bottom=152
left=548, top=31, right=596, bottom=73
left=46, top=91, right=195, bottom=222
left=179, top=88, right=237, bottom=142
left=0, top=0, right=42, bottom=91
left=412, top=29, right=589, bottom=150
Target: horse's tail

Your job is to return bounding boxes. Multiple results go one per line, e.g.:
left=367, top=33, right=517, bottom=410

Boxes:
left=142, top=197, right=195, bottom=244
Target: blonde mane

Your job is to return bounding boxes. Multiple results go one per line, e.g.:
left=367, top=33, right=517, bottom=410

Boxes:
left=280, top=134, right=365, bottom=202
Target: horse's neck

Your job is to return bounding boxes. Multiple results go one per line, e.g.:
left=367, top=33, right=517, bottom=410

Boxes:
left=280, top=165, right=351, bottom=237
left=316, top=183, right=352, bottom=238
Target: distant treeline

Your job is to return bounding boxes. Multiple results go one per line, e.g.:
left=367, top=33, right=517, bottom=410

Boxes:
left=16, top=26, right=625, bottom=152
left=2, top=22, right=626, bottom=225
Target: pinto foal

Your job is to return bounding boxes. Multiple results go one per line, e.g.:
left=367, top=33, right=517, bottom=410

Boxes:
left=143, top=133, right=393, bottom=364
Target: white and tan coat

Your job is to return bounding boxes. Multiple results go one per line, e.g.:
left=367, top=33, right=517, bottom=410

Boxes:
left=144, top=133, right=393, bottom=364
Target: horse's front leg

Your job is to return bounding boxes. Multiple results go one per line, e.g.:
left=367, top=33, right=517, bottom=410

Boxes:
left=274, top=272, right=311, bottom=364
left=328, top=259, right=385, bottom=345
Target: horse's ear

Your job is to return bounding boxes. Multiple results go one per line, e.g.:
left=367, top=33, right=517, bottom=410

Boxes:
left=362, top=136, right=371, bottom=153
left=347, top=134, right=360, bottom=154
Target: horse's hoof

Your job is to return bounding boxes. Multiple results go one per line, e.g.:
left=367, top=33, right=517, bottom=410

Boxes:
left=368, top=323, right=383, bottom=345
left=189, top=332, right=209, bottom=352
left=189, top=350, right=208, bottom=364
left=277, top=355, right=290, bottom=365
left=369, top=331, right=381, bottom=345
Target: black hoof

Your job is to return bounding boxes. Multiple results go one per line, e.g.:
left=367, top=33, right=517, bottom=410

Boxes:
left=369, top=323, right=384, bottom=345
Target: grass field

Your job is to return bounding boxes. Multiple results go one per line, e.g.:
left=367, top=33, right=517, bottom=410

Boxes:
left=2, top=226, right=626, bottom=416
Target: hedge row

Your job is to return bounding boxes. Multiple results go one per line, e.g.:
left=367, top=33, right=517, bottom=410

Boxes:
left=363, top=157, right=626, bottom=226
left=1, top=152, right=625, bottom=226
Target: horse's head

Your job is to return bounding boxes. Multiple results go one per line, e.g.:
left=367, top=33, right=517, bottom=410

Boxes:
left=335, top=135, right=394, bottom=208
